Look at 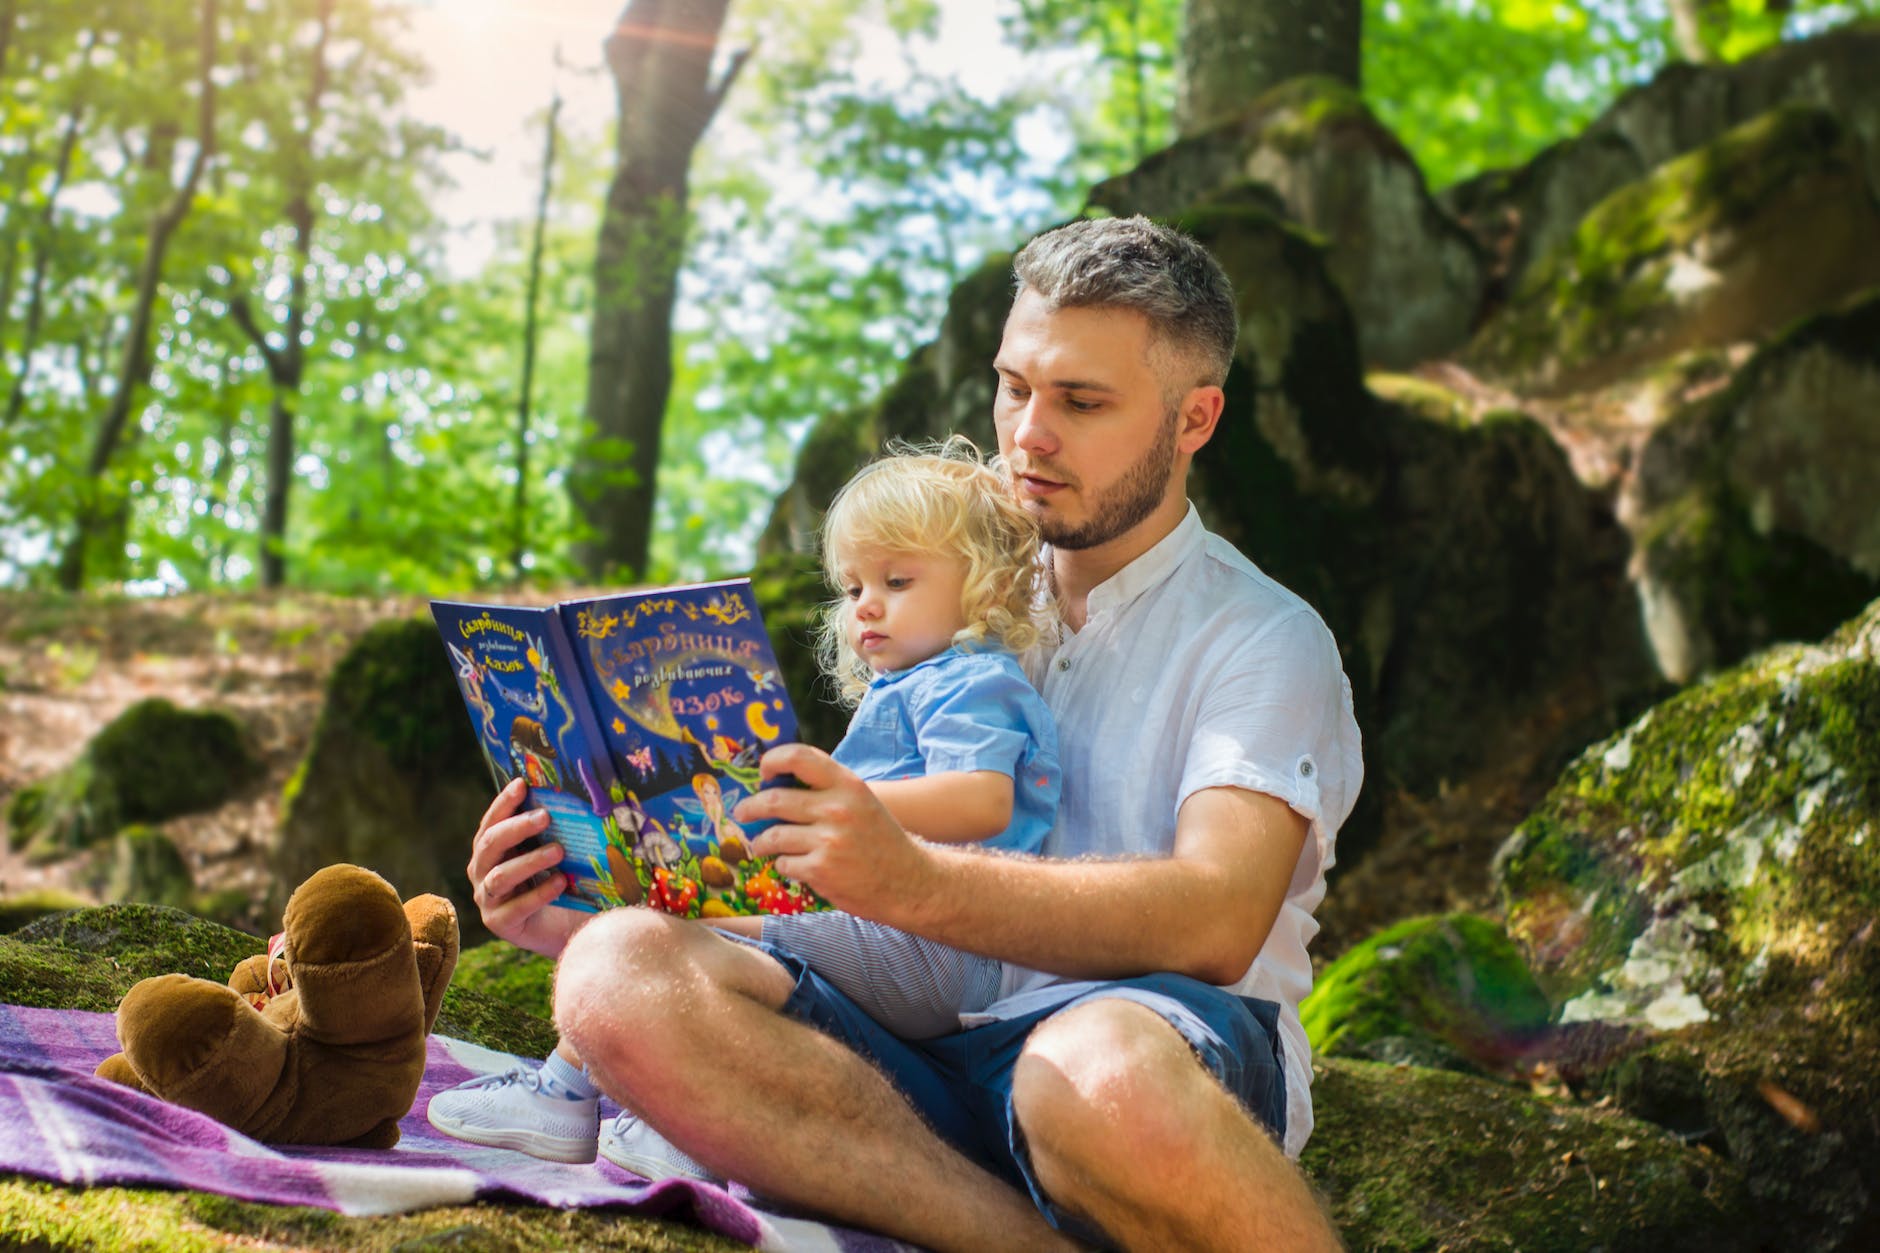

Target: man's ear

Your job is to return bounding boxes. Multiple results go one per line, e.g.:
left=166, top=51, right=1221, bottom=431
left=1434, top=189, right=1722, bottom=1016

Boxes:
left=1177, top=385, right=1226, bottom=454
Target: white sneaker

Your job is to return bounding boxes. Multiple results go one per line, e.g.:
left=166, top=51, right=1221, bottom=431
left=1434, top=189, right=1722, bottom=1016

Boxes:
left=426, top=1066, right=599, bottom=1164
left=598, top=1109, right=718, bottom=1183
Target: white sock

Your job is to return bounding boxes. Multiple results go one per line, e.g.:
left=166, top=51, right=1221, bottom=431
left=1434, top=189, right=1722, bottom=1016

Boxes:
left=538, top=1049, right=601, bottom=1101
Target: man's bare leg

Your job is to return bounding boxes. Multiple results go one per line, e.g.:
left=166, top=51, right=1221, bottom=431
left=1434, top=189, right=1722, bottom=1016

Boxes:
left=1013, top=999, right=1343, bottom=1252
left=554, top=909, right=1078, bottom=1253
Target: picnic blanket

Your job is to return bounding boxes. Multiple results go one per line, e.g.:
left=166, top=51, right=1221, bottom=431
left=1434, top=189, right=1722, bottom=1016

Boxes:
left=0, top=1003, right=914, bottom=1252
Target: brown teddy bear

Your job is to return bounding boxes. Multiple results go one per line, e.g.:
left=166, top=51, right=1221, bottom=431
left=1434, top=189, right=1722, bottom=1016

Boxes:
left=95, top=863, right=459, bottom=1148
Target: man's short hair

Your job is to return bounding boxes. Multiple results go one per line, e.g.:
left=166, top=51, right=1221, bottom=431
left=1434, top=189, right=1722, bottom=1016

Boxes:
left=1011, top=216, right=1238, bottom=391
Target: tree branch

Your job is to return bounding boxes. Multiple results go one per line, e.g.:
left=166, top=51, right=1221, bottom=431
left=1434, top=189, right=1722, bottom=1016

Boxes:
left=704, top=43, right=754, bottom=121
left=226, top=292, right=284, bottom=380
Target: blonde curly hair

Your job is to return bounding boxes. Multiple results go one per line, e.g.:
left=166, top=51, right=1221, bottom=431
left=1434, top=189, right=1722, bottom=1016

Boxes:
left=815, top=437, right=1054, bottom=707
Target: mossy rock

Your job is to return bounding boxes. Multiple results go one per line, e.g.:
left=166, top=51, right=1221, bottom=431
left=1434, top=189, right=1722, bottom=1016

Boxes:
left=1471, top=105, right=1880, bottom=394
left=1626, top=290, right=1880, bottom=682
left=276, top=619, right=493, bottom=939
left=749, top=548, right=847, bottom=752
left=1496, top=596, right=1880, bottom=1247
left=90, top=824, right=196, bottom=911
left=0, top=889, right=87, bottom=934
left=1443, top=21, right=1880, bottom=299
left=6, top=697, right=259, bottom=861
left=1302, top=913, right=1552, bottom=1074
left=1092, top=76, right=1485, bottom=369
left=1305, top=1058, right=1756, bottom=1251
left=452, top=941, right=556, bottom=1022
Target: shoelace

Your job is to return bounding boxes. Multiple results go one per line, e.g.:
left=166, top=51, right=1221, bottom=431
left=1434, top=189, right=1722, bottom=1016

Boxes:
left=463, top=1066, right=546, bottom=1094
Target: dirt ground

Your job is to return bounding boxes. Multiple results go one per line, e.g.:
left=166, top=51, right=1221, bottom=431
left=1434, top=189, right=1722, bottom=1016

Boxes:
left=0, top=591, right=433, bottom=930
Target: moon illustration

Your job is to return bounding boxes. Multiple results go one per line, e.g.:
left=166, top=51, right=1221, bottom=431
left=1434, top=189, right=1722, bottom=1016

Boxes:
left=746, top=699, right=783, bottom=742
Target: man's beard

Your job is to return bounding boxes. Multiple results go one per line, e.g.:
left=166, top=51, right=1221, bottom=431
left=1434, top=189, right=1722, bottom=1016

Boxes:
left=1033, top=405, right=1181, bottom=551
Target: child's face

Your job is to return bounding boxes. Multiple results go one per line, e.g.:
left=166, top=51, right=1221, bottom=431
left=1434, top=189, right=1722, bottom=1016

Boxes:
left=837, top=548, right=970, bottom=675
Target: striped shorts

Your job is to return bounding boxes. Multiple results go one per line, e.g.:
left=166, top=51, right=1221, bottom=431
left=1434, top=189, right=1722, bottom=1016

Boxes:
left=761, top=910, right=1002, bottom=1039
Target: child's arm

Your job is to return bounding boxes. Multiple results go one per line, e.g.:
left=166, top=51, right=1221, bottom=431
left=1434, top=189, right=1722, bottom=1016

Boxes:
left=867, top=771, right=1014, bottom=844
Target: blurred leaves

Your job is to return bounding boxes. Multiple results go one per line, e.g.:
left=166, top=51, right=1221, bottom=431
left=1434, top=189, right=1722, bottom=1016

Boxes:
left=2, top=0, right=1873, bottom=592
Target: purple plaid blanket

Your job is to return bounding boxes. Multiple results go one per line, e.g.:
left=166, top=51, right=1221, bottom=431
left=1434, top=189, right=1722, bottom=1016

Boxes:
left=0, top=1003, right=912, bottom=1252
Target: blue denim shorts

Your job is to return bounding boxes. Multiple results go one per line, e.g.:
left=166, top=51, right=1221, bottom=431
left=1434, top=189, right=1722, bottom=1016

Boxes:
left=729, top=934, right=1286, bottom=1240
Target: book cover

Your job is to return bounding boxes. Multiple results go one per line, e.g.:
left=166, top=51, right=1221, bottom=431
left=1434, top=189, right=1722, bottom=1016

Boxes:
left=430, top=578, right=821, bottom=918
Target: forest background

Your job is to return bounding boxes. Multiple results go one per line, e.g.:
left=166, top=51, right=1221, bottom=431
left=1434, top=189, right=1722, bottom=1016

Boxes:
left=5, top=0, right=1868, bottom=596
left=6, top=1, right=1880, bottom=1248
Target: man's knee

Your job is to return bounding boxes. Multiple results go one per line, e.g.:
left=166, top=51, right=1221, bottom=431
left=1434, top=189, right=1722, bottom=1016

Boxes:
left=1012, top=998, right=1220, bottom=1180
left=553, top=909, right=695, bottom=1066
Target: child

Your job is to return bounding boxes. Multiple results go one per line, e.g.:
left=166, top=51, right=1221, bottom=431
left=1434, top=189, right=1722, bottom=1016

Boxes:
left=427, top=440, right=1060, bottom=1176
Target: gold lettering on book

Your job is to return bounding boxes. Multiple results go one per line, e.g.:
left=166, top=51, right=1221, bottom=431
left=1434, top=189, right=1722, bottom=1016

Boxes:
left=458, top=612, right=526, bottom=642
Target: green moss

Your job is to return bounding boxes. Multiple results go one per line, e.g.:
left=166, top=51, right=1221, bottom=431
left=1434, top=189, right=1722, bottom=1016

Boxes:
left=0, top=1177, right=746, bottom=1252
left=1303, top=1059, right=1755, bottom=1252
left=7, top=904, right=264, bottom=997
left=451, top=941, right=556, bottom=1022
left=0, top=889, right=87, bottom=934
left=1479, top=105, right=1857, bottom=381
left=95, top=824, right=196, bottom=910
left=433, top=983, right=559, bottom=1060
left=1500, top=597, right=1880, bottom=1026
left=1365, top=372, right=1472, bottom=427
left=750, top=548, right=845, bottom=751
left=8, top=698, right=259, bottom=858
left=1253, top=75, right=1378, bottom=157
left=1302, top=914, right=1552, bottom=1070
left=316, top=620, right=470, bottom=770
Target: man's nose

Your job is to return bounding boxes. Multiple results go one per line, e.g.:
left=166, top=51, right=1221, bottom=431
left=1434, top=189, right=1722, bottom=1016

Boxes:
left=1008, top=399, right=1057, bottom=456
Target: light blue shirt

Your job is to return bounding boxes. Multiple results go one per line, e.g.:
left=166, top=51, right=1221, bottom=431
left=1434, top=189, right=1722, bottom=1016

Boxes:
left=832, top=645, right=1060, bottom=854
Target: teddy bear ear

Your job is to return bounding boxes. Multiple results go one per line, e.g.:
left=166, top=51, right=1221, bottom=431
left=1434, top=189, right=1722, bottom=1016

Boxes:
left=405, top=893, right=460, bottom=1033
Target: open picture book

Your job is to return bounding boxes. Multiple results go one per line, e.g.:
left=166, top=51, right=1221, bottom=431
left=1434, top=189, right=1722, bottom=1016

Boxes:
left=430, top=578, right=823, bottom=917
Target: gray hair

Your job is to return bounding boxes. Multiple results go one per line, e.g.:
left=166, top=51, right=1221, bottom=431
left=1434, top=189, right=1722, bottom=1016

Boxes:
left=1011, top=216, right=1238, bottom=390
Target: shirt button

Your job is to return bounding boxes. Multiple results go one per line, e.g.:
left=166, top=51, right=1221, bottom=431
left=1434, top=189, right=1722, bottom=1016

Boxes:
left=1299, top=760, right=1315, bottom=777
left=1056, top=658, right=1071, bottom=672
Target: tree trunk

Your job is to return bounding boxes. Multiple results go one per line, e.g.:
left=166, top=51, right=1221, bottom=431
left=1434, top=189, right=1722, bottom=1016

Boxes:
left=572, top=0, right=748, bottom=580
left=5, top=29, right=95, bottom=428
left=56, top=0, right=216, bottom=591
left=514, top=82, right=561, bottom=581
left=1176, top=0, right=1361, bottom=137
left=0, top=0, right=17, bottom=83
left=234, top=0, right=332, bottom=590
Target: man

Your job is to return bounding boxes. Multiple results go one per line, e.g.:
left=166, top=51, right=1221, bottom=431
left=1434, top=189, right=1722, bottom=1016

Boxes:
left=468, top=216, right=1360, bottom=1251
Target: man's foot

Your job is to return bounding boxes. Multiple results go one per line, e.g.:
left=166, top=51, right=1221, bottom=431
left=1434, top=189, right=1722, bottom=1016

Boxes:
left=598, top=1109, right=719, bottom=1183
left=426, top=1066, right=599, bottom=1163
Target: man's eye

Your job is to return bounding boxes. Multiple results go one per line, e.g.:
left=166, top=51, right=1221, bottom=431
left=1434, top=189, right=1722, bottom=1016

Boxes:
left=1067, top=397, right=1100, bottom=413
left=1002, top=383, right=1029, bottom=401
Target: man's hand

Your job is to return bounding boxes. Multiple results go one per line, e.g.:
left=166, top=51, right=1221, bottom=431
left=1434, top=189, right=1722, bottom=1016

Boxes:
left=734, top=744, right=937, bottom=916
left=468, top=778, right=586, bottom=958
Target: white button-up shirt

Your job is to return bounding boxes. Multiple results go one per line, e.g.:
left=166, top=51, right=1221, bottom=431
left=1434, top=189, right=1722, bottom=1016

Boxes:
left=977, top=504, right=1362, bottom=1158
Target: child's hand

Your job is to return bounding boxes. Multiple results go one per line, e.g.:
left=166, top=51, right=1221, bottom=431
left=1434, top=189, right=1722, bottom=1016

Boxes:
left=734, top=744, right=937, bottom=917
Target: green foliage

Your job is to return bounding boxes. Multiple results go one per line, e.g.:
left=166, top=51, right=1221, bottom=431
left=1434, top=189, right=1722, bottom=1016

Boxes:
left=5, top=1, right=1876, bottom=592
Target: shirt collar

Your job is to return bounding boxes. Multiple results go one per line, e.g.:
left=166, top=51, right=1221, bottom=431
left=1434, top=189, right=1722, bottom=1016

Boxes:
left=1072, top=503, right=1205, bottom=623
left=867, top=643, right=969, bottom=689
